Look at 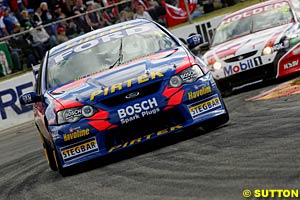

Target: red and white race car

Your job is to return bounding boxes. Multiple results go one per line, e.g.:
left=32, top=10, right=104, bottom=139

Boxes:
left=203, top=0, right=300, bottom=94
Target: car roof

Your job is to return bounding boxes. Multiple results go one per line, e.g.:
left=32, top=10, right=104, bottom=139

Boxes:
left=49, top=19, right=152, bottom=56
left=223, top=0, right=292, bottom=20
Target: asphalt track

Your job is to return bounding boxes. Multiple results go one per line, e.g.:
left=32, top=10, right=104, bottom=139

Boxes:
left=1, top=79, right=300, bottom=200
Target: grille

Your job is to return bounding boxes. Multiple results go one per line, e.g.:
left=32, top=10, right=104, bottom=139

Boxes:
left=223, top=51, right=257, bottom=63
left=105, top=108, right=186, bottom=150
left=100, top=81, right=162, bottom=107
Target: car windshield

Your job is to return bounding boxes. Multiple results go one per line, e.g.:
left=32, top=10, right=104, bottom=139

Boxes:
left=47, top=24, right=178, bottom=88
left=212, top=1, right=294, bottom=46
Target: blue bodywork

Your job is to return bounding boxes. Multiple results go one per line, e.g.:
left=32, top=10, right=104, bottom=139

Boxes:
left=24, top=19, right=228, bottom=171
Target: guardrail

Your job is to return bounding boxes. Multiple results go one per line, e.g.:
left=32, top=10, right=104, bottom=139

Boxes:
left=0, top=0, right=132, bottom=42
left=0, top=0, right=132, bottom=76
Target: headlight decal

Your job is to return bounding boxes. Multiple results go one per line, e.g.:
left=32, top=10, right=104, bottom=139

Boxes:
left=64, top=108, right=82, bottom=121
left=179, top=67, right=200, bottom=83
left=57, top=105, right=96, bottom=124
left=169, top=65, right=204, bottom=88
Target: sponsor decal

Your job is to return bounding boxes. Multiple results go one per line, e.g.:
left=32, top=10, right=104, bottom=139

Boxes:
left=55, top=25, right=151, bottom=57
left=63, top=128, right=90, bottom=142
left=272, top=42, right=287, bottom=51
left=61, top=138, right=99, bottom=161
left=20, top=93, right=33, bottom=104
left=90, top=71, right=164, bottom=100
left=223, top=57, right=262, bottom=76
left=238, top=56, right=244, bottom=60
left=180, top=68, right=198, bottom=82
left=63, top=109, right=82, bottom=121
left=293, top=47, right=300, bottom=55
left=221, top=2, right=288, bottom=26
left=284, top=60, right=298, bottom=70
left=188, top=85, right=211, bottom=100
left=117, top=97, right=160, bottom=124
left=125, top=92, right=139, bottom=99
left=108, top=124, right=183, bottom=152
left=0, top=82, right=33, bottom=120
left=188, top=95, right=221, bottom=119
left=246, top=78, right=300, bottom=101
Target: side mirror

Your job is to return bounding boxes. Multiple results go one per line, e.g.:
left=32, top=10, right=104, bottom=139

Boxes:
left=187, top=34, right=203, bottom=49
left=32, top=64, right=40, bottom=80
left=20, top=92, right=41, bottom=105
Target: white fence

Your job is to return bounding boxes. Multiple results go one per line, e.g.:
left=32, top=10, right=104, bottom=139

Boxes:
left=0, top=73, right=35, bottom=131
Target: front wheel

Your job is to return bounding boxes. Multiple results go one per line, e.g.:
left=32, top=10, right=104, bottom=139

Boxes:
left=215, top=80, right=233, bottom=97
left=202, top=112, right=229, bottom=131
left=53, top=148, right=70, bottom=176
left=220, top=89, right=233, bottom=97
left=39, top=133, right=58, bottom=171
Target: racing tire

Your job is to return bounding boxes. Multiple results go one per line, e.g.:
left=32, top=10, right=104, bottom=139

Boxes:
left=202, top=112, right=229, bottom=131
left=215, top=80, right=233, bottom=97
left=202, top=100, right=229, bottom=131
left=40, top=133, right=58, bottom=171
left=53, top=148, right=70, bottom=177
left=220, top=89, right=233, bottom=97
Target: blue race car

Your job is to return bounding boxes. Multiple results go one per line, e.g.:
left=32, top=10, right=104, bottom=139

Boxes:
left=20, top=19, right=229, bottom=175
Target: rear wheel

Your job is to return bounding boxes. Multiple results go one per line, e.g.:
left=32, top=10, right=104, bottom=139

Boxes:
left=39, top=133, right=57, bottom=171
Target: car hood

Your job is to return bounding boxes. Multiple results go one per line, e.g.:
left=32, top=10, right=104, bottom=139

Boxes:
left=203, top=23, right=294, bottom=63
left=49, top=47, right=192, bottom=108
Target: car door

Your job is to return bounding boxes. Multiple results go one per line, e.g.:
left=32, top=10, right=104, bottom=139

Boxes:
left=34, top=52, right=51, bottom=140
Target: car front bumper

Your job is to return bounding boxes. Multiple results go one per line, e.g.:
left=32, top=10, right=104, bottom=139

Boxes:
left=49, top=72, right=228, bottom=167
